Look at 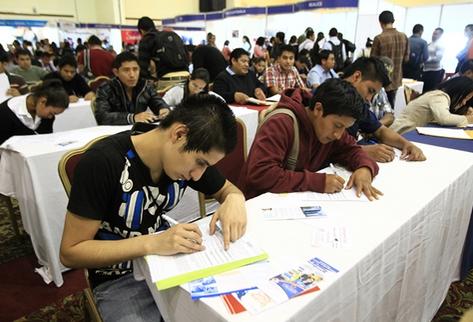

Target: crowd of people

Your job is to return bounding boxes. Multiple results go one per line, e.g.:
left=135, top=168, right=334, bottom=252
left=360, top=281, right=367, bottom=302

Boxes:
left=1, top=12, right=473, bottom=322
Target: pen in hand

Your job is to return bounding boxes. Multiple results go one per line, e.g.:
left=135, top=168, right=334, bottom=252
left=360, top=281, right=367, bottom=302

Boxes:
left=162, top=215, right=201, bottom=245
left=329, top=163, right=338, bottom=176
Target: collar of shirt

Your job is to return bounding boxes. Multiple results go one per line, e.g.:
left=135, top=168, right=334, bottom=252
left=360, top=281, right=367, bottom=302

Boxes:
left=226, top=66, right=236, bottom=76
left=275, top=63, right=296, bottom=75
left=7, top=94, right=42, bottom=130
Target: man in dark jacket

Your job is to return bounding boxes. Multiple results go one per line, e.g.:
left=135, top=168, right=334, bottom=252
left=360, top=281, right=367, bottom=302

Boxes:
left=95, top=52, right=170, bottom=125
left=238, top=78, right=381, bottom=200
left=213, top=48, right=266, bottom=104
left=192, top=45, right=227, bottom=82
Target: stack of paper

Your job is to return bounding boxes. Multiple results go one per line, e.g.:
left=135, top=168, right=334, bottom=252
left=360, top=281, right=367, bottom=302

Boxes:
left=416, top=127, right=473, bottom=140
left=145, top=220, right=268, bottom=290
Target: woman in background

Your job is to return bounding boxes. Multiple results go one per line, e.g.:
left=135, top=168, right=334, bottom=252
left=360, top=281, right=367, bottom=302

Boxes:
left=242, top=36, right=252, bottom=55
left=0, top=79, right=69, bottom=145
left=163, top=68, right=210, bottom=108
left=390, top=76, right=473, bottom=134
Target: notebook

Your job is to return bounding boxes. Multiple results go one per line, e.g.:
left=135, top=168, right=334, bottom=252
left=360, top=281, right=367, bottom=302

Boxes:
left=144, top=218, right=268, bottom=290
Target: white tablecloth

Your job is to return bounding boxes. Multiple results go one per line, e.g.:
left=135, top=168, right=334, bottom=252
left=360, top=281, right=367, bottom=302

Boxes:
left=53, top=99, right=97, bottom=132
left=136, top=143, right=473, bottom=322
left=0, top=106, right=258, bottom=287
left=394, top=80, right=424, bottom=118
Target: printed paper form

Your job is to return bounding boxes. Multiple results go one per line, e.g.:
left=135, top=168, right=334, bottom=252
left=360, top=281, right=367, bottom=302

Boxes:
left=145, top=219, right=268, bottom=289
left=417, top=127, right=473, bottom=140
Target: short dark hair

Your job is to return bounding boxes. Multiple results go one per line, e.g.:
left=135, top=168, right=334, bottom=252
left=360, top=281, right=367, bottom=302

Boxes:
left=15, top=49, right=31, bottom=58
left=317, top=49, right=333, bottom=65
left=256, top=37, right=265, bottom=46
left=276, top=31, right=285, bottom=43
left=460, top=59, right=473, bottom=74
left=253, top=56, right=265, bottom=65
left=112, top=51, right=139, bottom=69
left=159, top=94, right=237, bottom=154
left=437, top=76, right=473, bottom=114
left=191, top=67, right=210, bottom=84
left=329, top=28, right=338, bottom=37
left=413, top=24, right=424, bottom=34
left=137, top=16, right=155, bottom=32
left=435, top=27, right=444, bottom=34
left=343, top=57, right=391, bottom=88
left=310, top=78, right=363, bottom=120
left=230, top=48, right=249, bottom=64
left=0, top=51, right=9, bottom=63
left=379, top=10, right=395, bottom=24
left=277, top=44, right=295, bottom=58
left=32, top=79, right=69, bottom=109
left=306, top=29, right=314, bottom=38
left=58, top=55, right=77, bottom=69
left=88, top=35, right=102, bottom=46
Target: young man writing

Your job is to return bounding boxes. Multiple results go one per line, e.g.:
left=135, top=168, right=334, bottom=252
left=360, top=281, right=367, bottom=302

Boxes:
left=60, top=94, right=247, bottom=321
left=95, top=52, right=170, bottom=125
left=239, top=78, right=381, bottom=200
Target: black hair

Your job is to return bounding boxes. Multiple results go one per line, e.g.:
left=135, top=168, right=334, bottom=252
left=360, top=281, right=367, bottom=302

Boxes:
left=365, top=37, right=373, bottom=48
left=437, top=76, right=473, bottom=114
left=0, top=51, right=9, bottom=63
left=310, top=78, right=363, bottom=120
left=276, top=31, right=285, bottom=43
left=329, top=28, right=338, bottom=37
left=316, top=49, right=333, bottom=65
left=435, top=27, right=444, bottom=33
left=413, top=24, right=424, bottom=34
left=316, top=32, right=324, bottom=42
left=15, top=48, right=31, bottom=58
left=191, top=67, right=210, bottom=84
left=277, top=44, right=295, bottom=58
left=230, top=48, right=249, bottom=64
left=306, top=29, right=314, bottom=38
left=256, top=37, right=265, bottom=46
left=58, top=55, right=77, bottom=69
left=137, top=16, right=155, bottom=32
left=460, top=59, right=473, bottom=74
left=88, top=35, right=102, bottom=46
left=31, top=79, right=69, bottom=109
left=243, top=36, right=252, bottom=50
left=112, top=51, right=139, bottom=69
left=342, top=57, right=391, bottom=88
left=289, top=35, right=297, bottom=43
left=159, top=94, right=237, bottom=154
left=252, top=56, right=265, bottom=65
left=224, top=40, right=229, bottom=46
left=379, top=11, right=395, bottom=24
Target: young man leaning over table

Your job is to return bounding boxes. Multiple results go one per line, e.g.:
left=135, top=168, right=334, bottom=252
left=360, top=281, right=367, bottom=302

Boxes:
left=238, top=78, right=381, bottom=201
left=342, top=57, right=426, bottom=162
left=60, top=94, right=247, bottom=322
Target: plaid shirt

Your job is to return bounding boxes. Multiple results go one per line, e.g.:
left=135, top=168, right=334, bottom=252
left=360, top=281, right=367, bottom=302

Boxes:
left=371, top=28, right=409, bottom=92
left=265, top=63, right=306, bottom=91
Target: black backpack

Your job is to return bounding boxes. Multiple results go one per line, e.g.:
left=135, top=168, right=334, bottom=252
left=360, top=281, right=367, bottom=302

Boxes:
left=154, top=31, right=188, bottom=70
left=328, top=40, right=344, bottom=72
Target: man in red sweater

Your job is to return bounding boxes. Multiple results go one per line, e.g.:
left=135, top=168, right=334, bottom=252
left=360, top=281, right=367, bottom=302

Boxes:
left=238, top=78, right=381, bottom=200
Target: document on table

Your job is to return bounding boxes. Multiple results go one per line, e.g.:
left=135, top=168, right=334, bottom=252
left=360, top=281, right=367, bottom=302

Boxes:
left=145, top=219, right=268, bottom=290
left=416, top=127, right=473, bottom=140
left=246, top=97, right=274, bottom=106
left=266, top=94, right=281, bottom=102
left=312, top=225, right=351, bottom=249
left=261, top=205, right=326, bottom=220
left=188, top=261, right=275, bottom=300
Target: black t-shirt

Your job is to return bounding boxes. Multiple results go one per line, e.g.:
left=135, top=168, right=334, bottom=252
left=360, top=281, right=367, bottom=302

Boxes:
left=67, top=131, right=225, bottom=287
left=43, top=71, right=91, bottom=97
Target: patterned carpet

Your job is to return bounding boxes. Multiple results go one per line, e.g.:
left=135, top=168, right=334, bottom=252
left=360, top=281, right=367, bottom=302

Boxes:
left=0, top=196, right=472, bottom=321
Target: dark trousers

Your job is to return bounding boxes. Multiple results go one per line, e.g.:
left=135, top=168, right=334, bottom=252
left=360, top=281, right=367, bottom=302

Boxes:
left=386, top=90, right=397, bottom=110
left=421, top=69, right=445, bottom=92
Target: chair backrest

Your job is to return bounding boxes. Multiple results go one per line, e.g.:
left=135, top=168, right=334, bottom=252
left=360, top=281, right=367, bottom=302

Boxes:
left=88, top=76, right=110, bottom=93
left=213, top=118, right=247, bottom=185
left=58, top=136, right=108, bottom=196
left=404, top=86, right=421, bottom=105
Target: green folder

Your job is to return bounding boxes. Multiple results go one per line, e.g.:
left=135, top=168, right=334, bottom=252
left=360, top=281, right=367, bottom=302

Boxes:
left=146, top=251, right=269, bottom=290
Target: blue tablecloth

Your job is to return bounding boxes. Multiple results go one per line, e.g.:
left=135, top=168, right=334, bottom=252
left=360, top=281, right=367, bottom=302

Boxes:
left=403, top=128, right=473, bottom=279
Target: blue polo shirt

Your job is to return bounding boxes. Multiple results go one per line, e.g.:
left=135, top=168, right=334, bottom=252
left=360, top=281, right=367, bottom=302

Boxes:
left=346, top=103, right=382, bottom=139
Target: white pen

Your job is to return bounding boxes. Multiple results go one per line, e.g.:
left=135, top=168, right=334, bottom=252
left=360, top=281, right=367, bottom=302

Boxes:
left=162, top=214, right=179, bottom=226
left=329, top=163, right=338, bottom=176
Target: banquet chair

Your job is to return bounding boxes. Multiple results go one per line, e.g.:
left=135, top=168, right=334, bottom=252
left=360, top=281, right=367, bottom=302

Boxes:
left=404, top=86, right=421, bottom=105
left=58, top=135, right=109, bottom=322
left=0, top=194, right=21, bottom=238
left=198, top=118, right=247, bottom=218
left=156, top=71, right=190, bottom=91
left=88, top=76, right=110, bottom=93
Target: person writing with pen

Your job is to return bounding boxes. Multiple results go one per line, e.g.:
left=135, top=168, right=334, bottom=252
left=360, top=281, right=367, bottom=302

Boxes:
left=60, top=94, right=246, bottom=322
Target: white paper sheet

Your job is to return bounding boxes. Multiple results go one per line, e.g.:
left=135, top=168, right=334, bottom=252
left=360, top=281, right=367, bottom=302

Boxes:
left=416, top=127, right=473, bottom=140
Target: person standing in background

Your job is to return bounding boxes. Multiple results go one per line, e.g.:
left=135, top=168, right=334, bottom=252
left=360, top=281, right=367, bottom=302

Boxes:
left=371, top=10, right=409, bottom=108
left=455, top=24, right=473, bottom=73
left=422, top=28, right=445, bottom=92
left=222, top=40, right=231, bottom=62
left=403, top=24, right=428, bottom=81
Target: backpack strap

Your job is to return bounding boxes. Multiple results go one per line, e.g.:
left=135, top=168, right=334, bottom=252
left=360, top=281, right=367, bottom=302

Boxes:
left=259, top=108, right=300, bottom=171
